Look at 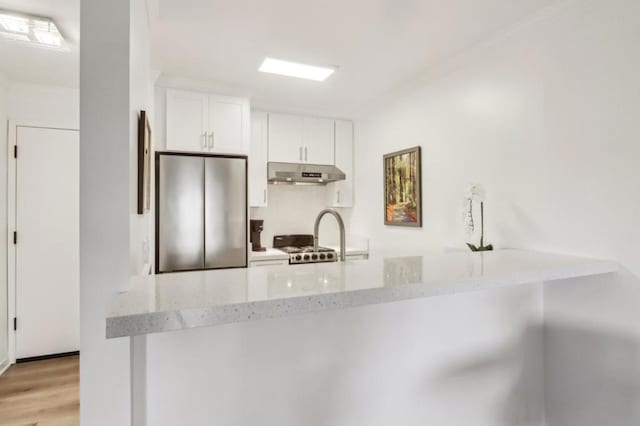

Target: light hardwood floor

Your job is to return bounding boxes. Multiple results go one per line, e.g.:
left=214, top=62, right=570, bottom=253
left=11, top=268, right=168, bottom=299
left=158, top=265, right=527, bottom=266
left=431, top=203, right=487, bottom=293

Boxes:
left=0, top=356, right=79, bottom=426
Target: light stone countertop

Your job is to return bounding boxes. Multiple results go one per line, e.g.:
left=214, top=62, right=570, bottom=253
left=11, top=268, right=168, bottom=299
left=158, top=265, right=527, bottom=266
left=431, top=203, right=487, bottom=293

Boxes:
left=107, top=249, right=618, bottom=339
left=324, top=245, right=369, bottom=257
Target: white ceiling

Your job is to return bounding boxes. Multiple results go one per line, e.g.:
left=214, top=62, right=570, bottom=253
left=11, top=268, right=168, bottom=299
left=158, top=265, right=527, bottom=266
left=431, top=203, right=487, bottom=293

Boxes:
left=0, top=0, right=559, bottom=116
left=152, top=0, right=559, bottom=117
left=0, top=0, right=79, bottom=87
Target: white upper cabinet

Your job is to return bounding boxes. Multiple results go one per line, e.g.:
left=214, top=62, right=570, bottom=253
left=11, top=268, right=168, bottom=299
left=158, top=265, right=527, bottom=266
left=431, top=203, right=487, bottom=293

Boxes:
left=249, top=111, right=268, bottom=207
left=303, top=117, right=335, bottom=165
left=267, top=113, right=304, bottom=163
left=208, top=95, right=249, bottom=154
left=166, top=89, right=208, bottom=151
left=166, top=89, right=249, bottom=155
left=256, top=111, right=353, bottom=208
left=267, top=113, right=335, bottom=164
left=328, top=120, right=354, bottom=207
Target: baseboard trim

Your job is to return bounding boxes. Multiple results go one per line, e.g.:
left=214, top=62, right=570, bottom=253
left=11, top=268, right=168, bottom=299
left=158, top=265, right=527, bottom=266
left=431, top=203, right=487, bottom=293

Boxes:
left=0, top=359, right=9, bottom=376
left=16, top=351, right=79, bottom=364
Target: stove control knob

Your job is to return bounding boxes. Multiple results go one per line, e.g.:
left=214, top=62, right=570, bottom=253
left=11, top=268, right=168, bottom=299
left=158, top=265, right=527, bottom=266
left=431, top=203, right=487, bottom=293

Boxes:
left=311, top=254, right=318, bottom=260
left=303, top=254, right=310, bottom=261
left=319, top=254, right=326, bottom=260
left=295, top=255, right=302, bottom=261
left=327, top=253, right=334, bottom=259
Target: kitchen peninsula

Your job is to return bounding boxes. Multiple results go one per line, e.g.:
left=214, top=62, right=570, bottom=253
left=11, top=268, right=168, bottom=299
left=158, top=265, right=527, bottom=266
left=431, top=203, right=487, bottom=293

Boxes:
left=108, top=249, right=618, bottom=426
left=108, top=249, right=616, bottom=338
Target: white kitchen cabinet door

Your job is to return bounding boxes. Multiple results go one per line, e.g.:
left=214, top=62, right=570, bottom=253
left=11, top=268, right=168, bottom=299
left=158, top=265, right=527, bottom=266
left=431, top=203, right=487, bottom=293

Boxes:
left=208, top=95, right=249, bottom=154
left=249, top=259, right=289, bottom=268
left=166, top=89, right=208, bottom=152
left=250, top=111, right=268, bottom=207
left=268, top=113, right=304, bottom=163
left=328, top=120, right=354, bottom=207
left=303, top=117, right=335, bottom=165
left=15, top=126, right=79, bottom=359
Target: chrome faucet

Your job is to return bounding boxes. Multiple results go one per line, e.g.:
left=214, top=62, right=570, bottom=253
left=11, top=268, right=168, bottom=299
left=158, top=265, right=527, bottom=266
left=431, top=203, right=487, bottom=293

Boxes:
left=313, top=209, right=346, bottom=261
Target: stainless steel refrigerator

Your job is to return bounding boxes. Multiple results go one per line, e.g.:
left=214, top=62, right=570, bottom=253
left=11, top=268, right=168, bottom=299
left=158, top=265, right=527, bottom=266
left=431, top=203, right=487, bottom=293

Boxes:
left=155, top=152, right=248, bottom=273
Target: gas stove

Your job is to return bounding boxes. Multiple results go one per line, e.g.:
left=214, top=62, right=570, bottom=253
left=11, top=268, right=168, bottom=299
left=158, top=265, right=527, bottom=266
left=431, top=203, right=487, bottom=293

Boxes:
left=279, top=246, right=337, bottom=264
left=273, top=235, right=338, bottom=265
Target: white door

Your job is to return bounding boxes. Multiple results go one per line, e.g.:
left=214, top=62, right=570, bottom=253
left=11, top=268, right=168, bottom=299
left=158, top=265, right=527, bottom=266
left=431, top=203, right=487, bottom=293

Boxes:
left=249, top=111, right=268, bottom=207
left=303, top=117, right=335, bottom=165
left=15, top=126, right=79, bottom=359
left=268, top=113, right=304, bottom=163
left=166, top=89, right=208, bottom=152
left=208, top=96, right=245, bottom=154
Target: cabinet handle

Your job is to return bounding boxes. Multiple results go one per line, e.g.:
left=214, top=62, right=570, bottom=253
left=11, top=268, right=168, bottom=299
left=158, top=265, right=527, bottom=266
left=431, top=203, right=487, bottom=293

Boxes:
left=337, top=190, right=341, bottom=204
left=263, top=189, right=267, bottom=203
left=304, top=147, right=308, bottom=161
left=202, top=133, right=207, bottom=148
left=208, top=132, right=214, bottom=148
left=299, top=147, right=303, bottom=161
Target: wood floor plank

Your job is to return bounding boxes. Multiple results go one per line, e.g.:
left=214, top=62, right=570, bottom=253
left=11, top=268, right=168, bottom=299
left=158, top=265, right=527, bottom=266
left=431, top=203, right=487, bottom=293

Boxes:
left=0, top=356, right=79, bottom=426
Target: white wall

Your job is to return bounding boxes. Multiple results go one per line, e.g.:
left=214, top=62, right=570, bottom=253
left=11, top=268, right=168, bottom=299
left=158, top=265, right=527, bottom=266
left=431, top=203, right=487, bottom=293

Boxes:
left=544, top=270, right=640, bottom=425
left=352, top=0, right=640, bottom=275
left=7, top=82, right=79, bottom=128
left=81, top=0, right=154, bottom=424
left=0, top=81, right=79, bottom=372
left=130, top=0, right=156, bottom=276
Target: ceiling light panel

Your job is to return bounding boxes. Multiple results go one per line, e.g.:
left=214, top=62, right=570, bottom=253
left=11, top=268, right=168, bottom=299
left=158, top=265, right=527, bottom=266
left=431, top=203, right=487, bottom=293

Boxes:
left=0, top=10, right=66, bottom=49
left=259, top=57, right=336, bottom=81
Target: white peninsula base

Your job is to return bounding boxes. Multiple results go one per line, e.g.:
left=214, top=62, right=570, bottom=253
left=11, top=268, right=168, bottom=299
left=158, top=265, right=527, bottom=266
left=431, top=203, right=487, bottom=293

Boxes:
left=108, top=250, right=632, bottom=426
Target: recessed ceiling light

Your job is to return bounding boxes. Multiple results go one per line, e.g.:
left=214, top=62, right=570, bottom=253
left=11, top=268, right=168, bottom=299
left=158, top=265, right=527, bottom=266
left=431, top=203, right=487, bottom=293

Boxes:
left=259, top=57, right=336, bottom=82
left=0, top=10, right=66, bottom=50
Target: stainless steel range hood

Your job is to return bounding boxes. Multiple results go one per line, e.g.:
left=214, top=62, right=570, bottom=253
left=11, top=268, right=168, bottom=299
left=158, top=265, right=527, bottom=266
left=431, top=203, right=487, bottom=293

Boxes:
left=268, top=162, right=345, bottom=185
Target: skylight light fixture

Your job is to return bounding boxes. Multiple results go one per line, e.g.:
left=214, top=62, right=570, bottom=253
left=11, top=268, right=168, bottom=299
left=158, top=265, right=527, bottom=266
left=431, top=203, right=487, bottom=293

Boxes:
left=0, top=13, right=28, bottom=33
left=0, top=10, right=66, bottom=49
left=259, top=57, right=336, bottom=81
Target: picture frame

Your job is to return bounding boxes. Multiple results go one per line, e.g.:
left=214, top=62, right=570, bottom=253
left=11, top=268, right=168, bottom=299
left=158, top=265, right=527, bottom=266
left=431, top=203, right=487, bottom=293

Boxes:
left=383, top=146, right=422, bottom=227
left=137, top=110, right=152, bottom=214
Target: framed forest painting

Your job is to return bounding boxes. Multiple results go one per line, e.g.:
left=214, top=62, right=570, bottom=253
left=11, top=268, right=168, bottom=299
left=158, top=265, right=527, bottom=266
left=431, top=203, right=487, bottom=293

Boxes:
left=384, top=146, right=422, bottom=227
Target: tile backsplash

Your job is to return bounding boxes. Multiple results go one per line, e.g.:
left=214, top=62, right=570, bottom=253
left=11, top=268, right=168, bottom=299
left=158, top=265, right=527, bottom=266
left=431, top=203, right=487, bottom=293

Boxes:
left=250, top=184, right=352, bottom=248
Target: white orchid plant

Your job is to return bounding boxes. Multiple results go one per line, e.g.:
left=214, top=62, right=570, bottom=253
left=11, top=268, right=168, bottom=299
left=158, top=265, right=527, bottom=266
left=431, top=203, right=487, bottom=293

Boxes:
left=462, top=184, right=493, bottom=252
